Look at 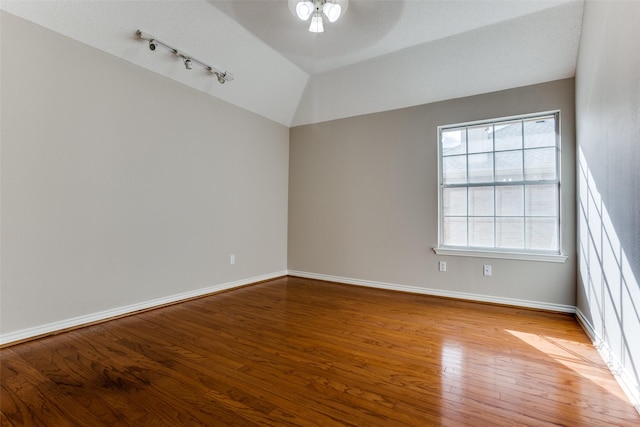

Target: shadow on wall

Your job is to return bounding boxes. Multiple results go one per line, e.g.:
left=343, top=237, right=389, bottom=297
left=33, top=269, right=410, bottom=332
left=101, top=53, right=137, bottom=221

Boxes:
left=577, top=147, right=640, bottom=406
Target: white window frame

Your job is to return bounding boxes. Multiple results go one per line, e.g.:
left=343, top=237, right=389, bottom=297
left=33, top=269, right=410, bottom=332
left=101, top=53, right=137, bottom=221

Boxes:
left=434, top=111, right=567, bottom=263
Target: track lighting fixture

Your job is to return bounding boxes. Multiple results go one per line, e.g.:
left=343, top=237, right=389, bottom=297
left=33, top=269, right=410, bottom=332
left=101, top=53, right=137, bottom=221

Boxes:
left=136, top=30, right=233, bottom=84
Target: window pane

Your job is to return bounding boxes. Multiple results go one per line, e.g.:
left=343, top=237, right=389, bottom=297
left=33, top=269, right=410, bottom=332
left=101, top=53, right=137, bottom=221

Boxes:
left=526, top=217, right=558, bottom=251
left=468, top=153, right=493, bottom=183
left=496, top=217, right=524, bottom=249
left=524, top=147, right=556, bottom=181
left=526, top=184, right=558, bottom=216
left=496, top=185, right=524, bottom=216
left=524, top=116, right=556, bottom=148
left=468, top=187, right=494, bottom=216
left=494, top=120, right=522, bottom=151
left=442, top=128, right=466, bottom=156
left=442, top=155, right=467, bottom=184
left=444, top=217, right=467, bottom=246
left=443, top=188, right=467, bottom=216
left=468, top=125, right=493, bottom=153
left=469, top=217, right=494, bottom=247
left=495, top=150, right=523, bottom=182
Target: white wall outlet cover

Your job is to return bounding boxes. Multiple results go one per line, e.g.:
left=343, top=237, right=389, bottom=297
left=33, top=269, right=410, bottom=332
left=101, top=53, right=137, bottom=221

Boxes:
left=483, top=264, right=492, bottom=276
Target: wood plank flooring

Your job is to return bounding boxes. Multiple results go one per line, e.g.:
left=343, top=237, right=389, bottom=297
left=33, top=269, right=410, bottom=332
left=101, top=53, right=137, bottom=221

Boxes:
left=2, top=276, right=639, bottom=426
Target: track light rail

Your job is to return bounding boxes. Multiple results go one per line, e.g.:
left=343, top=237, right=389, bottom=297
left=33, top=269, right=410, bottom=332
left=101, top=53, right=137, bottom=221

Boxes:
left=136, top=30, right=233, bottom=84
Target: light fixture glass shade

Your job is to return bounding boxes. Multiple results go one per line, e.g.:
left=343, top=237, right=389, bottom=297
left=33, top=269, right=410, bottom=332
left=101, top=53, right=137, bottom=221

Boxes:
left=296, top=1, right=314, bottom=20
left=309, top=14, right=324, bottom=32
left=323, top=2, right=341, bottom=23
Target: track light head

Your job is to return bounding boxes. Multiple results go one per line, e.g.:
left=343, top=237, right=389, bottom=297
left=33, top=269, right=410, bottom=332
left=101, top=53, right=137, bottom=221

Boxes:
left=149, top=40, right=157, bottom=51
left=184, top=58, right=192, bottom=70
left=214, top=71, right=234, bottom=84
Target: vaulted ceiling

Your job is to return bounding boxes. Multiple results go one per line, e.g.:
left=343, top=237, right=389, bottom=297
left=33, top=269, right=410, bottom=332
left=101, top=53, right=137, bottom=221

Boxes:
left=1, top=0, right=585, bottom=127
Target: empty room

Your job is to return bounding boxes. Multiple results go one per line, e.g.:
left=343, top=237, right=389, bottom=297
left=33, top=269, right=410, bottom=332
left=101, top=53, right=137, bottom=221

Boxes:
left=1, top=0, right=639, bottom=425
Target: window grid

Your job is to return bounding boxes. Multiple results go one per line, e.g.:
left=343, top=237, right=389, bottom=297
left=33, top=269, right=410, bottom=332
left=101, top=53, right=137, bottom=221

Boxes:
left=492, top=123, right=497, bottom=248
left=439, top=112, right=560, bottom=254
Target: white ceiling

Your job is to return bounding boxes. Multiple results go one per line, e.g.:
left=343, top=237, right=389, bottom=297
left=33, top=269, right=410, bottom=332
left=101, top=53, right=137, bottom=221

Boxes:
left=211, top=0, right=579, bottom=74
left=1, top=0, right=585, bottom=127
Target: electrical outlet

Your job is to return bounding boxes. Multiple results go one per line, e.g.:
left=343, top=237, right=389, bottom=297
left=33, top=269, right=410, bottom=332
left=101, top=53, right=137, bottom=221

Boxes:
left=483, top=264, right=492, bottom=276
left=439, top=261, right=447, bottom=272
left=230, top=254, right=236, bottom=265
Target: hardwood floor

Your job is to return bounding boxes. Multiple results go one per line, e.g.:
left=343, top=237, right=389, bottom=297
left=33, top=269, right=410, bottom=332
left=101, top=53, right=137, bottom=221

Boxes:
left=2, top=276, right=639, bottom=426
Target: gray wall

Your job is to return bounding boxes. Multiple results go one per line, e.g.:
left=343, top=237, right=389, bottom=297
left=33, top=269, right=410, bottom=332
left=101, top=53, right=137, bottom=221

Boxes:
left=0, top=13, right=289, bottom=338
left=289, top=79, right=576, bottom=308
left=575, top=0, right=640, bottom=406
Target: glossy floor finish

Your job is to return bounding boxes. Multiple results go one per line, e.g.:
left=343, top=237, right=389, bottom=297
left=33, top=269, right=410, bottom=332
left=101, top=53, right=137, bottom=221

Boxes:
left=2, top=276, right=639, bottom=426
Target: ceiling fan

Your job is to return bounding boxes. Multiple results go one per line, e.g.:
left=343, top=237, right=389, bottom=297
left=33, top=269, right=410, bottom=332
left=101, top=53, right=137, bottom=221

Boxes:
left=288, top=0, right=349, bottom=33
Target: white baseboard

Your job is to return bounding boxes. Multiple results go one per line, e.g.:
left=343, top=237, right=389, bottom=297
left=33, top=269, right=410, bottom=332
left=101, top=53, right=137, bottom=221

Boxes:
left=575, top=309, right=640, bottom=414
left=0, top=271, right=287, bottom=346
left=574, top=308, right=597, bottom=341
left=287, top=270, right=576, bottom=313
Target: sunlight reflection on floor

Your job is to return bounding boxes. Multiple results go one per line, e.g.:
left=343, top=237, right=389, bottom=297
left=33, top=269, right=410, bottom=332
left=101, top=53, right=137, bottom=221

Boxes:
left=505, top=329, right=629, bottom=402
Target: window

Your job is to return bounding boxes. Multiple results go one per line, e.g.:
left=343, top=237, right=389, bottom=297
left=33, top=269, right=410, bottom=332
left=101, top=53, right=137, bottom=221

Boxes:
left=436, top=112, right=565, bottom=262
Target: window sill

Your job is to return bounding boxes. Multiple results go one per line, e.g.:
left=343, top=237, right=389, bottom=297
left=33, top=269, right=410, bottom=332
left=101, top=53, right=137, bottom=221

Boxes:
left=433, top=247, right=568, bottom=263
